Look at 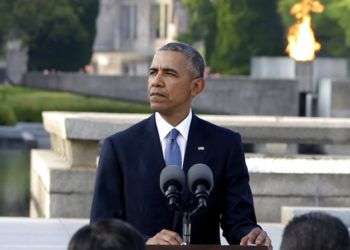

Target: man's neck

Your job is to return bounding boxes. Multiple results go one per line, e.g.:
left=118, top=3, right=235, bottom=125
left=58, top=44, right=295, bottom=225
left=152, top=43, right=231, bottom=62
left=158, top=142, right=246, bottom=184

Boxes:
left=159, top=110, right=191, bottom=127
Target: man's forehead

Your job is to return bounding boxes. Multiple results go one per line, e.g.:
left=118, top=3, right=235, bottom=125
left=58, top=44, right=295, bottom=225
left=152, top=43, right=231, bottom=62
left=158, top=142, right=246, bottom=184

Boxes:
left=150, top=50, right=189, bottom=69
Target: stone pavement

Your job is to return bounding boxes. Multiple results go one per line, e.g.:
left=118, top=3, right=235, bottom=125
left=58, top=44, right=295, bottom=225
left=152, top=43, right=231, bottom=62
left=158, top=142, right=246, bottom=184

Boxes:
left=0, top=218, right=284, bottom=250
left=0, top=217, right=86, bottom=250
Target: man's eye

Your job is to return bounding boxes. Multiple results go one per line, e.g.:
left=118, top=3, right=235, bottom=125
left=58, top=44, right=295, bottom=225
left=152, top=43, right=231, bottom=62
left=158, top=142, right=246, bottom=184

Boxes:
left=165, top=72, right=176, bottom=76
left=149, top=70, right=156, bottom=75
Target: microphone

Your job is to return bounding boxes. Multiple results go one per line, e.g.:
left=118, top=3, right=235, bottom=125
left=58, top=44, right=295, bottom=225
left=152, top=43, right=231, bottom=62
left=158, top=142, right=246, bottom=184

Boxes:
left=187, top=163, right=214, bottom=210
left=160, top=166, right=185, bottom=211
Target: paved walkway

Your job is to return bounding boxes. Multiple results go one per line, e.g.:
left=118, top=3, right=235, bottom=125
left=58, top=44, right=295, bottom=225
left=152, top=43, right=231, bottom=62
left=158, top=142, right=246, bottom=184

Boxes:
left=0, top=218, right=284, bottom=250
left=0, top=217, right=86, bottom=250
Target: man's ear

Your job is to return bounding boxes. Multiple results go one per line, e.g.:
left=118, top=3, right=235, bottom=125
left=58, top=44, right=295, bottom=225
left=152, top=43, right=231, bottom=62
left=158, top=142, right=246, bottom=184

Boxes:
left=191, top=78, right=205, bottom=97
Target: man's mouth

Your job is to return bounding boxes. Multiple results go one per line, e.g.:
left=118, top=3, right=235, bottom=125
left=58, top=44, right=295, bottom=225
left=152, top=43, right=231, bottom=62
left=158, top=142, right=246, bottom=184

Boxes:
left=150, top=93, right=166, bottom=97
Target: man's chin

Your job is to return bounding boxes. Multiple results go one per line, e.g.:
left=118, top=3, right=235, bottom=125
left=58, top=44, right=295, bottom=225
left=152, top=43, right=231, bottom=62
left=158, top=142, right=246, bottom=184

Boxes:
left=150, top=103, right=168, bottom=114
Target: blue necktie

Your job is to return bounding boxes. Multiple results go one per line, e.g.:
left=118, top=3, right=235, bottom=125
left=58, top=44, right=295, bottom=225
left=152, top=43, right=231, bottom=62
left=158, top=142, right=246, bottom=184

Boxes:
left=164, top=129, right=182, bottom=167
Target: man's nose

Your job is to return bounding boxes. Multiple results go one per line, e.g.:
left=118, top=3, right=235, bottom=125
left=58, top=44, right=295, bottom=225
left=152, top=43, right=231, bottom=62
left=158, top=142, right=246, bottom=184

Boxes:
left=149, top=72, right=164, bottom=87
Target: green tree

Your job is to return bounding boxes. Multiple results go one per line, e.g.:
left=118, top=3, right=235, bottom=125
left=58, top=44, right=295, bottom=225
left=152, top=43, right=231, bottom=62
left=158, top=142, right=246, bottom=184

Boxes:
left=70, top=0, right=99, bottom=68
left=326, top=0, right=350, bottom=52
left=179, top=0, right=217, bottom=64
left=211, top=0, right=285, bottom=74
left=278, top=0, right=350, bottom=58
left=0, top=1, right=15, bottom=55
left=0, top=0, right=99, bottom=71
left=179, top=0, right=284, bottom=74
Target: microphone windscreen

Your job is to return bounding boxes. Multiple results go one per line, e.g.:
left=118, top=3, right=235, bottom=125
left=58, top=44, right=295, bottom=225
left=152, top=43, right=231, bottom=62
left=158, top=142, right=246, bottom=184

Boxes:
left=159, top=166, right=185, bottom=194
left=187, top=163, right=214, bottom=193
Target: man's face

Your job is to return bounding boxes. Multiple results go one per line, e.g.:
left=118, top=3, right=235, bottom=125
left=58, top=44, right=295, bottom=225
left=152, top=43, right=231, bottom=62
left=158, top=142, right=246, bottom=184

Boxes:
left=148, top=50, right=200, bottom=116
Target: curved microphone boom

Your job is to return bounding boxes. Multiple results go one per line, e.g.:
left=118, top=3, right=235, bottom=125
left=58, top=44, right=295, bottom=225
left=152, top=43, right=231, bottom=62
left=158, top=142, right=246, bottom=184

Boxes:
left=160, top=166, right=185, bottom=211
left=187, top=163, right=214, bottom=210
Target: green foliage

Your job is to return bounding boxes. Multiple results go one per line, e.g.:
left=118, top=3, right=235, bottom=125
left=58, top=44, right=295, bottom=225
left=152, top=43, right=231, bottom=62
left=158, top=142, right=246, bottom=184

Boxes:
left=0, top=1, right=15, bottom=54
left=0, top=0, right=99, bottom=71
left=210, top=0, right=243, bottom=74
left=277, top=0, right=296, bottom=26
left=0, top=105, right=17, bottom=125
left=67, top=0, right=99, bottom=67
left=0, top=85, right=150, bottom=125
left=278, top=0, right=350, bottom=58
left=215, top=0, right=285, bottom=74
left=327, top=0, right=350, bottom=46
left=179, top=0, right=217, bottom=63
left=179, top=0, right=285, bottom=75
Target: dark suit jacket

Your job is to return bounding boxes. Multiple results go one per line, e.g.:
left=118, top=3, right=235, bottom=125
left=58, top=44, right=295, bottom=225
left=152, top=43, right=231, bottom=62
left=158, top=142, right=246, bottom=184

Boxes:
left=90, top=113, right=258, bottom=244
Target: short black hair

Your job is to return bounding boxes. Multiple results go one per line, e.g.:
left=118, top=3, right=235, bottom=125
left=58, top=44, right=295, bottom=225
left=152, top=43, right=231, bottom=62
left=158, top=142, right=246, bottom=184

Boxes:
left=158, top=42, right=205, bottom=78
left=280, top=212, right=350, bottom=250
left=68, top=219, right=145, bottom=250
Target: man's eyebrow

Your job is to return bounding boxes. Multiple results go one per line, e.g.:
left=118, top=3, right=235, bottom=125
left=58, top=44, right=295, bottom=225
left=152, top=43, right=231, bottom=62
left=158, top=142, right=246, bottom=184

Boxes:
left=162, top=67, right=178, bottom=74
left=148, top=67, right=179, bottom=75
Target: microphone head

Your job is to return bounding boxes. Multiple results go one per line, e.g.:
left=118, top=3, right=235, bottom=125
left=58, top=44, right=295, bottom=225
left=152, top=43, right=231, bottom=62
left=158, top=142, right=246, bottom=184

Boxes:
left=187, top=163, right=214, bottom=193
left=159, top=166, right=185, bottom=194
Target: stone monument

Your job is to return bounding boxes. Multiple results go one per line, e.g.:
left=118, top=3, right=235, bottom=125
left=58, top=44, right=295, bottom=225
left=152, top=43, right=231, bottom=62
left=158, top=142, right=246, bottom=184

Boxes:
left=5, top=40, right=28, bottom=84
left=92, top=0, right=188, bottom=76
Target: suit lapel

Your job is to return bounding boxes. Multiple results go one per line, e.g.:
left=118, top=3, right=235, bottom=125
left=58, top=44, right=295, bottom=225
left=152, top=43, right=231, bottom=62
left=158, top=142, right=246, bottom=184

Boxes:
left=183, top=114, right=207, bottom=173
left=139, top=114, right=165, bottom=177
left=182, top=114, right=208, bottom=208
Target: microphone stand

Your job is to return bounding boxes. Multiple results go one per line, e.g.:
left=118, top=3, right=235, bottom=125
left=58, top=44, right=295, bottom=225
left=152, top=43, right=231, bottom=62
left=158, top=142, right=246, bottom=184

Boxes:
left=182, top=212, right=191, bottom=245
left=181, top=200, right=207, bottom=245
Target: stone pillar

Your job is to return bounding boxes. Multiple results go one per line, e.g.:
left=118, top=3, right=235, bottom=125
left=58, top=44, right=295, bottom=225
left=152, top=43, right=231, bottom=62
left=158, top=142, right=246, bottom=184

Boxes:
left=6, top=40, right=28, bottom=84
left=30, top=112, right=148, bottom=218
left=295, top=61, right=313, bottom=93
left=30, top=113, right=102, bottom=218
left=0, top=60, right=6, bottom=83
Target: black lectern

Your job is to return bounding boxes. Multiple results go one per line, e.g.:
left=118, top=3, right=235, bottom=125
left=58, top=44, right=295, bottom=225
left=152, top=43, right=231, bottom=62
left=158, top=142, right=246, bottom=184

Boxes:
left=147, top=245, right=268, bottom=250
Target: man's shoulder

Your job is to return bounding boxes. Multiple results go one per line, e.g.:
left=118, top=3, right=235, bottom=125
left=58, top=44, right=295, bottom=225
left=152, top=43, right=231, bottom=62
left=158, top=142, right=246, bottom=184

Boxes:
left=196, top=115, right=241, bottom=141
left=105, top=115, right=154, bottom=142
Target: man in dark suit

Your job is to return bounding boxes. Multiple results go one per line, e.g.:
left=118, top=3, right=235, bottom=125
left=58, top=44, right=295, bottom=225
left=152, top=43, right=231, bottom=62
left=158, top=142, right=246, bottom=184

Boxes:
left=91, top=42, right=272, bottom=248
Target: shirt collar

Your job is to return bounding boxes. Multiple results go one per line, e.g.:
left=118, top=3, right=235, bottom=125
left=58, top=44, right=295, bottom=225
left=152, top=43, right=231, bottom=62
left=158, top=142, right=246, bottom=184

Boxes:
left=155, top=110, right=192, bottom=140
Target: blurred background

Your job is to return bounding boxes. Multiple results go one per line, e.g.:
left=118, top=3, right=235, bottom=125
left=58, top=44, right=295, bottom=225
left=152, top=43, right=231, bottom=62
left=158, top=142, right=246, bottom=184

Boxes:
left=0, top=0, right=350, bottom=218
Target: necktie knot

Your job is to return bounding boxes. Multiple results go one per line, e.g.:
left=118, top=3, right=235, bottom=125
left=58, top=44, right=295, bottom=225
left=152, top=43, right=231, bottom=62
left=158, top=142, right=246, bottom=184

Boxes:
left=169, top=129, right=179, bottom=141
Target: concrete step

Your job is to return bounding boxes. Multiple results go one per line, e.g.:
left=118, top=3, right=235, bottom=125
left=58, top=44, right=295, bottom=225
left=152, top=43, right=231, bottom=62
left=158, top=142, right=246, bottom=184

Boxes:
left=281, top=206, right=350, bottom=227
left=246, top=154, right=350, bottom=222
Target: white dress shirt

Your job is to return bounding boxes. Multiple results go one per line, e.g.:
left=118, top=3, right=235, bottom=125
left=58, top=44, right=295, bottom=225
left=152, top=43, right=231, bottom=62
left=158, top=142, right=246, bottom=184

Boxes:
left=155, top=110, right=192, bottom=168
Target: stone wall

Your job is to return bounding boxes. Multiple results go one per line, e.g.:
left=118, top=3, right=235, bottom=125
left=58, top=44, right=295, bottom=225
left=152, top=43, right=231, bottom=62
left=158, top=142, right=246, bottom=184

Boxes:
left=22, top=72, right=299, bottom=116
left=194, top=77, right=299, bottom=115
left=249, top=154, right=350, bottom=222
left=251, top=57, right=348, bottom=93
left=318, top=79, right=350, bottom=117
left=23, top=73, right=148, bottom=102
left=30, top=112, right=350, bottom=221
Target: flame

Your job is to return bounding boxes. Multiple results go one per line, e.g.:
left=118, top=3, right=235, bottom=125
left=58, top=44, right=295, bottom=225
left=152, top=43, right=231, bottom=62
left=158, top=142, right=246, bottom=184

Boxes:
left=286, top=0, right=325, bottom=61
